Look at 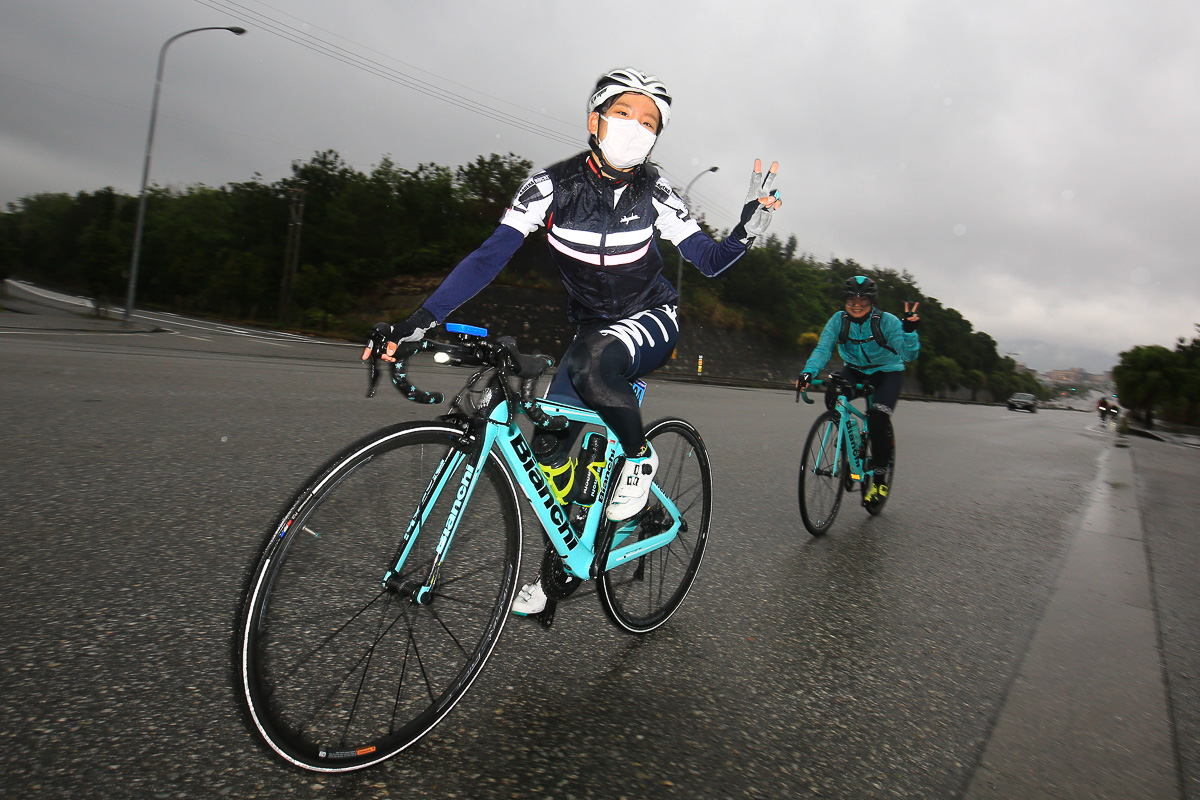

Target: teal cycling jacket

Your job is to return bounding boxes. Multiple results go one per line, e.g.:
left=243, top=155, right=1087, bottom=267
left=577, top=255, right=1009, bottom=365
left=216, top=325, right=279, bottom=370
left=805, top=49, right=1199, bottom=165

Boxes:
left=802, top=310, right=920, bottom=376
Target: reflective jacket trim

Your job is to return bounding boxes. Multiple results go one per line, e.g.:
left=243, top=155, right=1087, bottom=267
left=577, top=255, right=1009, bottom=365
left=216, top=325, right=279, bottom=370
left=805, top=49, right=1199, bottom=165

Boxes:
left=550, top=225, right=654, bottom=248
left=550, top=236, right=653, bottom=266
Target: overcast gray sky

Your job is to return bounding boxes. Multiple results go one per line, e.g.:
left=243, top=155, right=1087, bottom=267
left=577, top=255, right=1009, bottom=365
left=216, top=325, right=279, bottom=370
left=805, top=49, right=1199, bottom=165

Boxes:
left=3, top=0, right=1198, bottom=372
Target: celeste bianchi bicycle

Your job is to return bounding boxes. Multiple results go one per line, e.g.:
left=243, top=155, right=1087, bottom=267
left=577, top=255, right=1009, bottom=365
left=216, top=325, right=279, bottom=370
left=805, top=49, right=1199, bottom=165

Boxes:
left=234, top=323, right=712, bottom=772
left=795, top=374, right=895, bottom=535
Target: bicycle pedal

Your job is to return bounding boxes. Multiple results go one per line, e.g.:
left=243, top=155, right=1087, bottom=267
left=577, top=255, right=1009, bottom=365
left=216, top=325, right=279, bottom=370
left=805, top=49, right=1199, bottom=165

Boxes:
left=534, top=599, right=557, bottom=629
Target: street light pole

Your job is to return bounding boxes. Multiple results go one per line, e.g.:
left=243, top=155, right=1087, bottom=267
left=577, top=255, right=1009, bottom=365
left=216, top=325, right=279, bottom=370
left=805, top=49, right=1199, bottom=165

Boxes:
left=675, top=165, right=718, bottom=309
left=124, top=26, right=247, bottom=323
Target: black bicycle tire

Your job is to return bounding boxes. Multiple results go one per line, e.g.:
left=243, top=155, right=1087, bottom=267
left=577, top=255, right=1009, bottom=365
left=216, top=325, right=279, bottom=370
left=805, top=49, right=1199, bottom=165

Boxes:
left=597, top=417, right=712, bottom=634
left=233, top=421, right=522, bottom=772
left=798, top=411, right=846, bottom=536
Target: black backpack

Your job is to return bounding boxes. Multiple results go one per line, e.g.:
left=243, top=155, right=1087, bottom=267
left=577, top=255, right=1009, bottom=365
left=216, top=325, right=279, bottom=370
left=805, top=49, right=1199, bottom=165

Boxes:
left=837, top=309, right=897, bottom=355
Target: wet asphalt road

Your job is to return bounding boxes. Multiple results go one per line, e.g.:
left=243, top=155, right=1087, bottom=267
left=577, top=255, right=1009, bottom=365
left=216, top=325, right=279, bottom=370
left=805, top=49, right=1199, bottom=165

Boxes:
left=0, top=316, right=1173, bottom=799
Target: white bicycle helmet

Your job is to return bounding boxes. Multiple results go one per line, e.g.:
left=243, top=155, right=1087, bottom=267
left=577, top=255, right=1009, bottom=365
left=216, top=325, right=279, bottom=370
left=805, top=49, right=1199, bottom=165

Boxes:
left=587, top=68, right=672, bottom=129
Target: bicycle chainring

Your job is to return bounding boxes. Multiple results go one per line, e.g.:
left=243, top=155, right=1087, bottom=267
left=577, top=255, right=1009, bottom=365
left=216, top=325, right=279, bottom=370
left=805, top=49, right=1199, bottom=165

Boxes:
left=539, top=542, right=583, bottom=600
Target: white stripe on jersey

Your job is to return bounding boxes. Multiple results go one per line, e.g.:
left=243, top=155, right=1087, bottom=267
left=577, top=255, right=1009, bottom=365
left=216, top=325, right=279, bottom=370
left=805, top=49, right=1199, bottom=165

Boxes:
left=551, top=226, right=601, bottom=247
left=548, top=235, right=602, bottom=265
left=602, top=242, right=652, bottom=265
left=549, top=224, right=653, bottom=249
left=548, top=236, right=652, bottom=266
left=604, top=227, right=655, bottom=247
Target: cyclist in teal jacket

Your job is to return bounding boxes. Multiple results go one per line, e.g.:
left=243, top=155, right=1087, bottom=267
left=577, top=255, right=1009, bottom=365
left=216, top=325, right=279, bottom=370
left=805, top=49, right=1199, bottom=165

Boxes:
left=796, top=276, right=920, bottom=502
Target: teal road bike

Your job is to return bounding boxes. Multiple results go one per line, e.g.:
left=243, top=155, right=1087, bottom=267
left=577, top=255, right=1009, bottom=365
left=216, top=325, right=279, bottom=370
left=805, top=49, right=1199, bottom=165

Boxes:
left=234, top=324, right=712, bottom=772
left=795, top=374, right=895, bottom=536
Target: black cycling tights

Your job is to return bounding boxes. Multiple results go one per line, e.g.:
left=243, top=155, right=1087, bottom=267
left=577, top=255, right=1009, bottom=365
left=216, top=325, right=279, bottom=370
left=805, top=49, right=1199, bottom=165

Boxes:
left=841, top=366, right=901, bottom=472
left=866, top=407, right=894, bottom=470
left=533, top=331, right=645, bottom=462
left=568, top=332, right=646, bottom=455
left=533, top=306, right=679, bottom=463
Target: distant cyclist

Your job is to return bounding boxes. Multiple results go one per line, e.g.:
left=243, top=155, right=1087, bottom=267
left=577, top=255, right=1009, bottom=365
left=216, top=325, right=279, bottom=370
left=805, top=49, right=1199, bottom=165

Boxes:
left=363, top=67, right=782, bottom=615
left=1097, top=397, right=1110, bottom=425
left=796, top=276, right=920, bottom=502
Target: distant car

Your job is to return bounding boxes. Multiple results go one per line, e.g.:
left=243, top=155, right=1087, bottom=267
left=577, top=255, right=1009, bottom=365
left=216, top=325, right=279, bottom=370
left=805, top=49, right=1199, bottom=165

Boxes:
left=1007, top=392, right=1038, bottom=413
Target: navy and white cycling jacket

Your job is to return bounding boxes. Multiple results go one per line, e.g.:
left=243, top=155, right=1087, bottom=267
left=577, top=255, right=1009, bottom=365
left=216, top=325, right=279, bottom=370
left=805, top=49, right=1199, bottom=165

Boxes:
left=424, top=151, right=750, bottom=325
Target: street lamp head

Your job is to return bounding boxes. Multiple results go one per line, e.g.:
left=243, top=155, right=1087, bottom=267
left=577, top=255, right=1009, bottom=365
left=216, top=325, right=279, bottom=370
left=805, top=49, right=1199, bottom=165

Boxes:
left=227, top=27, right=247, bottom=35
left=708, top=166, right=719, bottom=173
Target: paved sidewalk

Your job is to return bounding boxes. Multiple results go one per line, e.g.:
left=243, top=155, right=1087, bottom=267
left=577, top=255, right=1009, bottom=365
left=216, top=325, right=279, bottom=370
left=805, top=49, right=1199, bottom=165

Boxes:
left=1129, top=438, right=1200, bottom=799
left=1, top=279, right=158, bottom=333
left=966, top=440, right=1181, bottom=799
left=1127, top=420, right=1200, bottom=450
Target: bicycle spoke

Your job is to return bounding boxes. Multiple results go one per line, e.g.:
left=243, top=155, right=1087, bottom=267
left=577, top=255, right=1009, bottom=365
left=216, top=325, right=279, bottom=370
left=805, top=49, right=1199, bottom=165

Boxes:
left=599, top=419, right=711, bottom=634
left=798, top=412, right=845, bottom=535
left=298, top=595, right=411, bottom=744
left=268, top=588, right=393, bottom=691
left=237, top=423, right=521, bottom=771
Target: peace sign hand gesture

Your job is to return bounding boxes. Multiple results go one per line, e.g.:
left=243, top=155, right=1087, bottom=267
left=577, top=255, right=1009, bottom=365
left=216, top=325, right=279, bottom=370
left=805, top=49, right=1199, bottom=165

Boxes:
left=731, top=159, right=782, bottom=247
left=902, top=301, right=920, bottom=332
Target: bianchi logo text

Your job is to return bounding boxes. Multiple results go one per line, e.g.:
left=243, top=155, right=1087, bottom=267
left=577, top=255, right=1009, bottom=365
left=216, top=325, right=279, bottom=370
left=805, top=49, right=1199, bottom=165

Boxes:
left=510, top=432, right=578, bottom=549
left=444, top=463, right=476, bottom=533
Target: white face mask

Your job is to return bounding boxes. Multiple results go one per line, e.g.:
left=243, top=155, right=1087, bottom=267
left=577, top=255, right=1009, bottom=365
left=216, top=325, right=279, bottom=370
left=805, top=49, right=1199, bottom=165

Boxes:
left=598, top=115, right=657, bottom=169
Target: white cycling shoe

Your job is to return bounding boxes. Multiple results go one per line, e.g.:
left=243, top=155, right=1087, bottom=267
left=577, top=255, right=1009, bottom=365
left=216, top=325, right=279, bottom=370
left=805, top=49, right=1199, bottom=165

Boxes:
left=605, top=444, right=658, bottom=522
left=511, top=581, right=548, bottom=616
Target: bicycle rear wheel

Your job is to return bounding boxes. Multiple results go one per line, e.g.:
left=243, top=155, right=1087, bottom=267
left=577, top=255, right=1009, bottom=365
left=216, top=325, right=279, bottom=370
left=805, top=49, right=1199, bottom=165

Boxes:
left=597, top=418, right=712, bottom=634
left=234, top=422, right=522, bottom=772
left=798, top=411, right=846, bottom=536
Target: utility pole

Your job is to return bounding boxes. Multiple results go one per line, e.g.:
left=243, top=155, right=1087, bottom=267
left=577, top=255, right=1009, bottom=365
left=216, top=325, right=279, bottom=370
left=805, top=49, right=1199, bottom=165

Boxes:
left=279, top=184, right=305, bottom=325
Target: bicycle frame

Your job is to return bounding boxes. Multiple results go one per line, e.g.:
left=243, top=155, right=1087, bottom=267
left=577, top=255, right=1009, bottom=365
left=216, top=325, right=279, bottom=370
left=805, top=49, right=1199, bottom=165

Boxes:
left=834, top=394, right=871, bottom=482
left=384, top=391, right=683, bottom=605
left=804, top=379, right=874, bottom=484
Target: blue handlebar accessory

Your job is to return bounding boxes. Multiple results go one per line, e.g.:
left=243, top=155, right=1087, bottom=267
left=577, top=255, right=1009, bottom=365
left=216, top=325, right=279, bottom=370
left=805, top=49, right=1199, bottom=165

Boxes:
left=445, top=323, right=488, bottom=338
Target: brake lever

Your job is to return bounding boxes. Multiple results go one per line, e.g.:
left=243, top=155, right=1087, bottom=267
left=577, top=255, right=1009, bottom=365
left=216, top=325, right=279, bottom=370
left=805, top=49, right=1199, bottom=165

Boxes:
left=797, top=377, right=818, bottom=405
left=365, top=322, right=391, bottom=398
left=495, top=336, right=522, bottom=374
left=367, top=356, right=381, bottom=397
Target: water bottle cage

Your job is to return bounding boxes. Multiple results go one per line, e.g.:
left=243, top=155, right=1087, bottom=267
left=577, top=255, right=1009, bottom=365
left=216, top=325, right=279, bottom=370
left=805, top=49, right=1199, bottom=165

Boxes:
left=573, top=432, right=607, bottom=507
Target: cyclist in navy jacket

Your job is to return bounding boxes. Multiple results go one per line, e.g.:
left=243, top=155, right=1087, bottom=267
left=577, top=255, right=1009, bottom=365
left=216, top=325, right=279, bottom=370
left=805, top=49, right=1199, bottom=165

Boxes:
left=364, top=68, right=782, bottom=615
left=796, top=276, right=920, bottom=502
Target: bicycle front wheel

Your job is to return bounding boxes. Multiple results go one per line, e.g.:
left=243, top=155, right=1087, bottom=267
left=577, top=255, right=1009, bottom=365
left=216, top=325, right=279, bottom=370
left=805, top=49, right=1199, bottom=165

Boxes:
left=597, top=418, right=712, bottom=634
left=234, top=422, right=522, bottom=772
left=798, top=411, right=846, bottom=536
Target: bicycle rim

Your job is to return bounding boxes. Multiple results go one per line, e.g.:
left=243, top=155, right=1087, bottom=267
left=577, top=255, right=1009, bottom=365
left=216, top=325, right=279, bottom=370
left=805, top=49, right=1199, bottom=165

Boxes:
left=235, top=422, right=521, bottom=772
left=598, top=418, right=712, bottom=634
left=798, top=412, right=845, bottom=536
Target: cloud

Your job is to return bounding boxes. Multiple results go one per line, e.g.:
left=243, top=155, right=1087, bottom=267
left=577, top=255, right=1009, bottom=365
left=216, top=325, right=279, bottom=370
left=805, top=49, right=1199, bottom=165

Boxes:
left=2, top=0, right=1198, bottom=372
